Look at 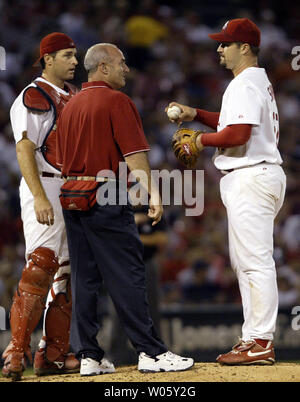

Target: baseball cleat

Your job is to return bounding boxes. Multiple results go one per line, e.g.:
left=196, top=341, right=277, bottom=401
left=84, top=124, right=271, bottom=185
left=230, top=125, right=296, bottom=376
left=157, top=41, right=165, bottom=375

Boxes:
left=2, top=352, right=26, bottom=381
left=2, top=341, right=32, bottom=381
left=34, top=348, right=80, bottom=376
left=138, top=351, right=194, bottom=373
left=216, top=339, right=275, bottom=365
left=80, top=357, right=115, bottom=376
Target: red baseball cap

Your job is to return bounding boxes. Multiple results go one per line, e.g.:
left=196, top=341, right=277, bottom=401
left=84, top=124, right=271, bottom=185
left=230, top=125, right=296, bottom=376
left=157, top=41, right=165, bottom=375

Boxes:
left=208, top=18, right=261, bottom=47
left=33, top=32, right=76, bottom=67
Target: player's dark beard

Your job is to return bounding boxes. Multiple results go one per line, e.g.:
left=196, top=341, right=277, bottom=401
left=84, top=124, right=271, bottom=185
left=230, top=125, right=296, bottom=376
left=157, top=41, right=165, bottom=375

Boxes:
left=219, top=56, right=226, bottom=66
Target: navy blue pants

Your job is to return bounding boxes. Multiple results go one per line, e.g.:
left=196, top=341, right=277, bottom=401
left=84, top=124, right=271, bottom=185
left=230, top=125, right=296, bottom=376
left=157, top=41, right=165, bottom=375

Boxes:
left=63, top=203, right=167, bottom=361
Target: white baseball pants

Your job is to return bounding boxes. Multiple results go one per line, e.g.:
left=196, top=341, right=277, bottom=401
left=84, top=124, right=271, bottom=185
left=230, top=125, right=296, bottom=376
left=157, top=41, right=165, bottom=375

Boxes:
left=19, top=176, right=69, bottom=264
left=19, top=176, right=71, bottom=339
left=220, top=163, right=286, bottom=341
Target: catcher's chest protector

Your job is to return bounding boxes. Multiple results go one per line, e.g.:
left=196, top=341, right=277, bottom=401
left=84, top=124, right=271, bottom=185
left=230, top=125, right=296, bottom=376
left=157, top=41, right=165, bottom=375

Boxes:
left=23, top=80, right=78, bottom=171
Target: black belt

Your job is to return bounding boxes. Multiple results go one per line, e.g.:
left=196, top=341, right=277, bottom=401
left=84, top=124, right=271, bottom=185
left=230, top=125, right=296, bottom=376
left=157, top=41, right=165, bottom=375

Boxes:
left=41, top=171, right=63, bottom=179
left=222, top=161, right=268, bottom=174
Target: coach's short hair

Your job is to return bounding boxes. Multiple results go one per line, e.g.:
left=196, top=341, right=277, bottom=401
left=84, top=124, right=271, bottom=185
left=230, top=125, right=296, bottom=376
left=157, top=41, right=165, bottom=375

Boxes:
left=84, top=43, right=119, bottom=75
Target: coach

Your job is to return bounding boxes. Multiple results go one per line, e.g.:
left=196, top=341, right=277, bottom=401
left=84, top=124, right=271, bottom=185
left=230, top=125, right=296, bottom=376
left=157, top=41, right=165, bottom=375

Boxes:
left=56, top=43, right=193, bottom=375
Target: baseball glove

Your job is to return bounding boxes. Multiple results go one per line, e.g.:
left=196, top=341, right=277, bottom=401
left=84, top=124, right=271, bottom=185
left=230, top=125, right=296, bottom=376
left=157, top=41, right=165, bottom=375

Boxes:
left=172, top=127, right=202, bottom=169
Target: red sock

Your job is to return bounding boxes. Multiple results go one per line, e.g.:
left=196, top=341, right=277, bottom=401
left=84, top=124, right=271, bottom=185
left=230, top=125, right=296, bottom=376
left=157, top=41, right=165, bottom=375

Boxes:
left=254, top=339, right=269, bottom=348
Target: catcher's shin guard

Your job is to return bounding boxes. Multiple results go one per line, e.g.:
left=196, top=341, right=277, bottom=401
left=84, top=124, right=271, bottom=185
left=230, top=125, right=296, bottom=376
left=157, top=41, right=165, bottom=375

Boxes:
left=2, top=247, right=59, bottom=380
left=34, top=266, right=80, bottom=375
left=44, top=267, right=72, bottom=362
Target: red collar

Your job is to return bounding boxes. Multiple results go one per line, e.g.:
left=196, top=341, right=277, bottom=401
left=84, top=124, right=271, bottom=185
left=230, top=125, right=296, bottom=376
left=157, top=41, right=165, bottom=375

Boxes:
left=81, top=81, right=113, bottom=90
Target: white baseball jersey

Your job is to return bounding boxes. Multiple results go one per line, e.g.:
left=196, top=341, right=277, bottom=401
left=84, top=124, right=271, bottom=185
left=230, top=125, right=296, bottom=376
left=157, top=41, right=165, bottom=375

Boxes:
left=214, top=67, right=283, bottom=170
left=10, top=77, right=70, bottom=174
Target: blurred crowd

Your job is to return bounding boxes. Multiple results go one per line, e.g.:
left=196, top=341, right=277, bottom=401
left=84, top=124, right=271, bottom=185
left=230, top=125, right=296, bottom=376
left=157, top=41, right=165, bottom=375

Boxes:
left=0, top=0, right=300, bottom=312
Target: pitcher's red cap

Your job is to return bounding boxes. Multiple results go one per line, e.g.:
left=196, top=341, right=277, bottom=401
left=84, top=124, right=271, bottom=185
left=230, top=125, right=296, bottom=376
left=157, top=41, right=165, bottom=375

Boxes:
left=33, top=32, right=76, bottom=67
left=208, top=18, right=260, bottom=47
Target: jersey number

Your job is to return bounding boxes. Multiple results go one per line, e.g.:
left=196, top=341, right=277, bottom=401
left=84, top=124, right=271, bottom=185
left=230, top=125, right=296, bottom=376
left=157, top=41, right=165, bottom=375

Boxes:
left=268, top=85, right=279, bottom=144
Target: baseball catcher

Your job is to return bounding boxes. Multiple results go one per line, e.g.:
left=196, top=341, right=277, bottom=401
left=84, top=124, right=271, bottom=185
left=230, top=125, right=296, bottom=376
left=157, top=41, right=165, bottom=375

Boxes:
left=2, top=33, right=80, bottom=381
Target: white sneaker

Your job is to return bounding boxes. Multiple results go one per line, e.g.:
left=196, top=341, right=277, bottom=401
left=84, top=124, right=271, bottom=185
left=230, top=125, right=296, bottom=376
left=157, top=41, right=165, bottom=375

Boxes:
left=80, top=357, right=115, bottom=376
left=138, top=351, right=194, bottom=373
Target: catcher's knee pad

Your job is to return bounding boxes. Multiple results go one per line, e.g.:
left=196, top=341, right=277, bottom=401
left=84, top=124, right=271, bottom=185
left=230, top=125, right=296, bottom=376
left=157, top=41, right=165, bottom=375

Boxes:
left=19, top=247, right=59, bottom=296
left=31, top=247, right=60, bottom=275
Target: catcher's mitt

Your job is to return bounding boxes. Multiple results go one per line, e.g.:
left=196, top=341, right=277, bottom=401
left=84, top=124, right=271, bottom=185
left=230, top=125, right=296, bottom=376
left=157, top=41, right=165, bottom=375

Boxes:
left=172, top=127, right=202, bottom=169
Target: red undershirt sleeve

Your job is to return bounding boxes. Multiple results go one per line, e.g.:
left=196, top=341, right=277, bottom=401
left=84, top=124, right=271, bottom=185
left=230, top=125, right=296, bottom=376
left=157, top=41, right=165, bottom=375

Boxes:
left=200, top=124, right=252, bottom=148
left=194, top=109, right=220, bottom=130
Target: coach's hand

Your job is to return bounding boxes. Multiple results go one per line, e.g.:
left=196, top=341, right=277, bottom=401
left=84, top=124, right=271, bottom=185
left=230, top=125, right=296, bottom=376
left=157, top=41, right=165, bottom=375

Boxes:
left=148, top=196, right=163, bottom=226
left=34, top=195, right=54, bottom=226
left=165, top=102, right=197, bottom=124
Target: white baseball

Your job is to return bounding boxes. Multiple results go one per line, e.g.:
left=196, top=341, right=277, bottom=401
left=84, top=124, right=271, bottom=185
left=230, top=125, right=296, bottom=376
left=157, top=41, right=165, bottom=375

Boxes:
left=167, top=105, right=181, bottom=120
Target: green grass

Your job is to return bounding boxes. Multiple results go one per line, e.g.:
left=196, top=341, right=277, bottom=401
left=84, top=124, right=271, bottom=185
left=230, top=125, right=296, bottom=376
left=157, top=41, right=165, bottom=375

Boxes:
left=22, top=368, right=34, bottom=376
left=0, top=367, right=34, bottom=378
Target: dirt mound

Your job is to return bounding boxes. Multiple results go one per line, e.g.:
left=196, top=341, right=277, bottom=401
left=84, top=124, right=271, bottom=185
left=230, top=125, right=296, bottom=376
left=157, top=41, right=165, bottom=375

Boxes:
left=1, top=362, right=299, bottom=382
